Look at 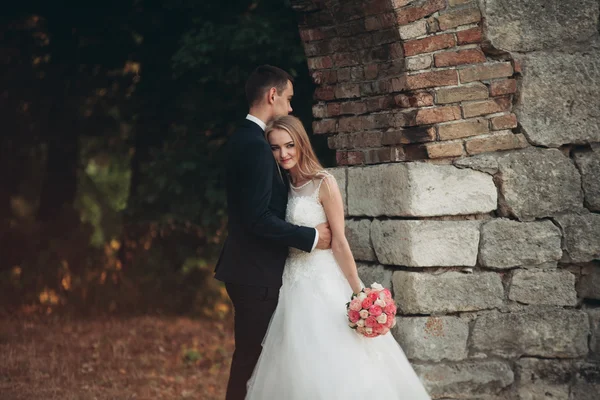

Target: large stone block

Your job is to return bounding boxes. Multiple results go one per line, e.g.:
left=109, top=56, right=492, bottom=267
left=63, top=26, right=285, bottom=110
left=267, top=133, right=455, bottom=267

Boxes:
left=479, top=219, right=563, bottom=269
left=571, top=363, right=600, bottom=400
left=495, top=148, right=584, bottom=221
left=347, top=163, right=497, bottom=217
left=414, top=360, right=514, bottom=398
left=372, top=220, right=481, bottom=267
left=393, top=316, right=469, bottom=362
left=356, top=263, right=392, bottom=291
left=393, top=271, right=504, bottom=314
left=326, top=167, right=347, bottom=215
left=588, top=308, right=600, bottom=361
left=574, top=149, right=600, bottom=211
left=516, top=358, right=574, bottom=400
left=483, top=0, right=599, bottom=52
left=514, top=50, right=600, bottom=147
left=509, top=270, right=577, bottom=306
left=554, top=213, right=600, bottom=263
left=346, top=219, right=375, bottom=261
left=579, top=263, right=600, bottom=300
left=472, top=310, right=589, bottom=358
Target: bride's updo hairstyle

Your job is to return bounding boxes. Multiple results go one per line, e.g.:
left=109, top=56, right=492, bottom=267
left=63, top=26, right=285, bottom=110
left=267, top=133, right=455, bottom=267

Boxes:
left=265, top=115, right=326, bottom=183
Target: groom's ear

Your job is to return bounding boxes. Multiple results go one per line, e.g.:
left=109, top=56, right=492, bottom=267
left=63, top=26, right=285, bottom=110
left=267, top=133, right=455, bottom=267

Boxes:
left=267, top=87, right=277, bottom=105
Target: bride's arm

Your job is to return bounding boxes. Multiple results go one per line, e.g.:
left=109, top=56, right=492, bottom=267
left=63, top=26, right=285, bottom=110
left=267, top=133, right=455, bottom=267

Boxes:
left=319, top=175, right=362, bottom=294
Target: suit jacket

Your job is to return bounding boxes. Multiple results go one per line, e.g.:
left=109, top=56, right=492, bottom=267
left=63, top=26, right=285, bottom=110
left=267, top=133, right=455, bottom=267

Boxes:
left=214, top=118, right=316, bottom=288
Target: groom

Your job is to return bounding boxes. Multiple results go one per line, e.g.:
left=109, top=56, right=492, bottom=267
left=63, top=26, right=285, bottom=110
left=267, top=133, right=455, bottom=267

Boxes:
left=214, top=65, right=332, bottom=400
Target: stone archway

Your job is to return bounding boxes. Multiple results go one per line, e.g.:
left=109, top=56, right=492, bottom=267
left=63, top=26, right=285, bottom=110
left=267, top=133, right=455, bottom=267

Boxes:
left=292, top=0, right=600, bottom=398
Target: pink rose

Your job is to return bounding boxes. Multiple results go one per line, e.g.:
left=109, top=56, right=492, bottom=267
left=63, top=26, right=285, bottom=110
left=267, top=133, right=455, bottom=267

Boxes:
left=374, top=323, right=387, bottom=335
left=385, top=315, right=396, bottom=328
left=369, top=305, right=383, bottom=317
left=349, top=298, right=362, bottom=311
left=382, top=288, right=392, bottom=299
left=384, top=303, right=397, bottom=316
left=361, top=297, right=374, bottom=309
left=365, top=316, right=377, bottom=328
left=348, top=310, right=360, bottom=323
left=359, top=309, right=369, bottom=319
left=368, top=291, right=379, bottom=302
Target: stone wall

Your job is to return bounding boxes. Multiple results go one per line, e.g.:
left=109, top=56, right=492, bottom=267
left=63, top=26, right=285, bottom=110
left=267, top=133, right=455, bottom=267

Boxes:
left=292, top=0, right=600, bottom=398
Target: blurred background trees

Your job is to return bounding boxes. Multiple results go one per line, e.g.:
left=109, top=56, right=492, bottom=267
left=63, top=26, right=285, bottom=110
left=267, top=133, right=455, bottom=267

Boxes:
left=0, top=0, right=331, bottom=315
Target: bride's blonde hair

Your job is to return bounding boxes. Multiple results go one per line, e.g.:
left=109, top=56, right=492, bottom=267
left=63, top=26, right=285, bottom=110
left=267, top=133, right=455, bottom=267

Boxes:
left=265, top=115, right=326, bottom=183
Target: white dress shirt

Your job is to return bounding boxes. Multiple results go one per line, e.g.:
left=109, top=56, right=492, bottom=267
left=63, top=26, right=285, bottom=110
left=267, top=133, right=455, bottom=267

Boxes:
left=245, top=114, right=319, bottom=252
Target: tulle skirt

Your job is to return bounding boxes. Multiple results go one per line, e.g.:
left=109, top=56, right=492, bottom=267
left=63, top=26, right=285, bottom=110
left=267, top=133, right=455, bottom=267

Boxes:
left=246, top=251, right=431, bottom=400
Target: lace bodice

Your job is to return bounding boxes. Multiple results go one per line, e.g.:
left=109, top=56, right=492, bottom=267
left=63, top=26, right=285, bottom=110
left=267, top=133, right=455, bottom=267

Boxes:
left=283, top=173, right=344, bottom=286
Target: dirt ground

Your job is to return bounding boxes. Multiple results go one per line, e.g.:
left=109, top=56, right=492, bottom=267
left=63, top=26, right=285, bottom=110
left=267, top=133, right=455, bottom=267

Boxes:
left=0, top=313, right=234, bottom=400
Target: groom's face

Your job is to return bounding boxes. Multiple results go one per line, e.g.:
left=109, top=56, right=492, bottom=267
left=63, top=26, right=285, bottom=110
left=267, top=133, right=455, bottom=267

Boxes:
left=272, top=80, right=294, bottom=118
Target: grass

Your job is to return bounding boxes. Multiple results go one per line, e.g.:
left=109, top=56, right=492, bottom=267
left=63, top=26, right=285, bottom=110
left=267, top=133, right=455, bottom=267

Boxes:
left=0, top=312, right=234, bottom=400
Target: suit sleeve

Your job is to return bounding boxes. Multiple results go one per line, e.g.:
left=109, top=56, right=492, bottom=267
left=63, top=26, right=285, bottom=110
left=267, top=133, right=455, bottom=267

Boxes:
left=236, top=139, right=316, bottom=252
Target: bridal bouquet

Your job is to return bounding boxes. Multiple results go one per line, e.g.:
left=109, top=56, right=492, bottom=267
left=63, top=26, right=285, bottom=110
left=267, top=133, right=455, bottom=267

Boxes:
left=346, top=282, right=397, bottom=338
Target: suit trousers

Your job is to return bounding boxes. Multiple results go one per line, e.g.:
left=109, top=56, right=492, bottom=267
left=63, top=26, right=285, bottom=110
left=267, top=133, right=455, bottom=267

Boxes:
left=225, top=282, right=279, bottom=400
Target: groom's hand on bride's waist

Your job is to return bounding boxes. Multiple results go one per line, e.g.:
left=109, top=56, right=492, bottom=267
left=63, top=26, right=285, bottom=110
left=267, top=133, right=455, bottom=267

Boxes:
left=315, top=223, right=332, bottom=250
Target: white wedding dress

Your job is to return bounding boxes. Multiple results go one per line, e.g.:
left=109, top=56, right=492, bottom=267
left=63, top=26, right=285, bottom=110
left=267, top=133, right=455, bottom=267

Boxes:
left=246, top=174, right=431, bottom=400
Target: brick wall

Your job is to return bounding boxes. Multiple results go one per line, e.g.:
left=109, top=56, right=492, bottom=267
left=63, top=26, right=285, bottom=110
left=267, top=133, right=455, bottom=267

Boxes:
left=295, top=0, right=526, bottom=165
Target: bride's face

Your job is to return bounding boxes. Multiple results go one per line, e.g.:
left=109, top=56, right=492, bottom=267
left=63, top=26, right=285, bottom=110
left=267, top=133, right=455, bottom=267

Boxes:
left=268, top=128, right=298, bottom=170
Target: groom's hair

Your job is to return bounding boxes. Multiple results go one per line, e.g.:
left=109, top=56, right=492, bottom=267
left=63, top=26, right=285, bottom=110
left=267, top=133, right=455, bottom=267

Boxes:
left=246, top=65, right=294, bottom=107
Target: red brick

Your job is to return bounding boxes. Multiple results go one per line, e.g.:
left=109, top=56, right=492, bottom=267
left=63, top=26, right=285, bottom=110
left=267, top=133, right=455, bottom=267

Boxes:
left=333, top=52, right=360, bottom=67
left=365, top=13, right=397, bottom=31
left=459, top=62, right=513, bottom=83
left=396, top=0, right=447, bottom=25
left=465, top=132, right=528, bottom=155
left=513, top=59, right=523, bottom=74
left=299, top=28, right=326, bottom=42
left=415, top=106, right=462, bottom=125
left=406, top=69, right=459, bottom=90
left=403, top=33, right=456, bottom=56
left=456, top=27, right=483, bottom=44
left=435, top=48, right=486, bottom=67
left=449, top=0, right=474, bottom=6
left=382, top=127, right=436, bottom=144
left=489, top=79, right=517, bottom=96
left=349, top=131, right=384, bottom=148
left=391, top=0, right=413, bottom=8
left=307, top=56, right=333, bottom=70
left=340, top=101, right=367, bottom=115
left=336, top=151, right=364, bottom=166
left=490, top=113, right=518, bottom=130
left=312, top=104, right=327, bottom=119
left=438, top=118, right=488, bottom=140
left=329, top=131, right=383, bottom=149
left=327, top=103, right=341, bottom=117
left=364, top=0, right=394, bottom=16
left=314, top=86, right=335, bottom=101
left=364, top=64, right=379, bottom=80
left=313, top=119, right=337, bottom=134
left=338, top=115, right=383, bottom=132
left=335, top=83, right=360, bottom=99
left=311, top=70, right=337, bottom=85
left=437, top=7, right=481, bottom=31
left=425, top=141, right=465, bottom=158
left=366, top=96, right=394, bottom=112
left=436, top=83, right=488, bottom=104
left=462, top=96, right=512, bottom=118
left=365, top=147, right=406, bottom=164
left=395, top=92, right=435, bottom=108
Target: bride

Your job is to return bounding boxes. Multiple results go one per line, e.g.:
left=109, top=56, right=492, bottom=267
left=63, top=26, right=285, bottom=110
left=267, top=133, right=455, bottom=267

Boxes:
left=245, top=115, right=431, bottom=399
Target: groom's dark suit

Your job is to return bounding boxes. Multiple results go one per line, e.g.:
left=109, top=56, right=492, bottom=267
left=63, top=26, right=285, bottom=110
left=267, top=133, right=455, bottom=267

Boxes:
left=215, top=117, right=316, bottom=400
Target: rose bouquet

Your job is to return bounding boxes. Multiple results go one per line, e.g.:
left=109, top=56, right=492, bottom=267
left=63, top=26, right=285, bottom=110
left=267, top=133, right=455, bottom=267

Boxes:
left=346, top=282, right=397, bottom=338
